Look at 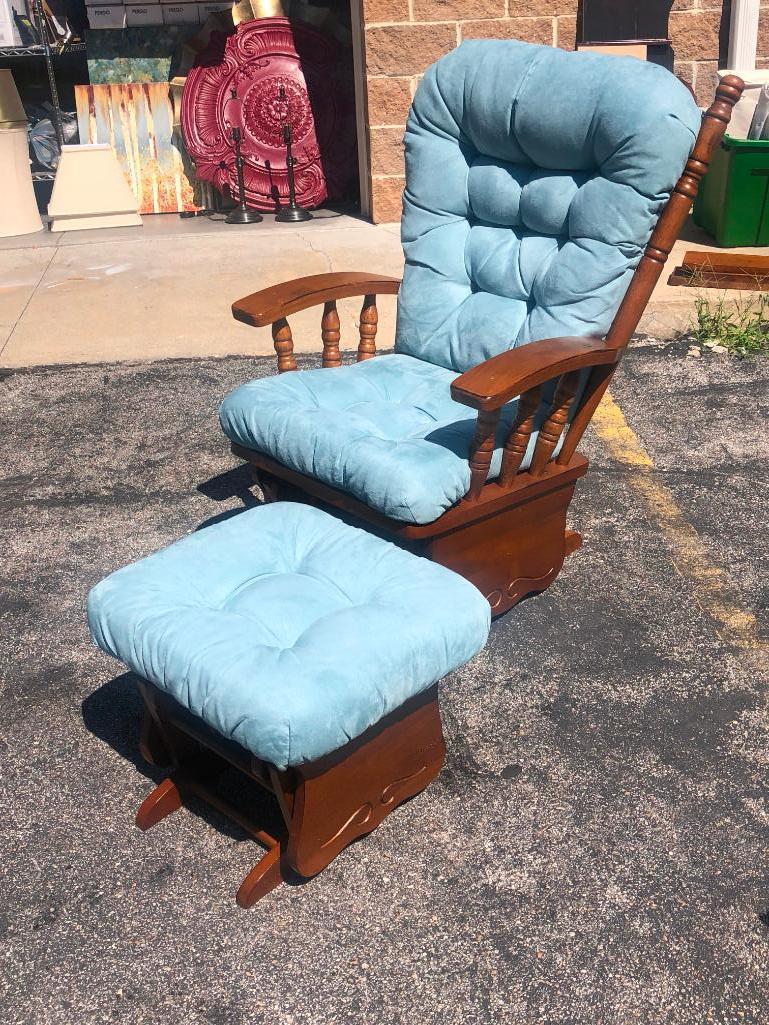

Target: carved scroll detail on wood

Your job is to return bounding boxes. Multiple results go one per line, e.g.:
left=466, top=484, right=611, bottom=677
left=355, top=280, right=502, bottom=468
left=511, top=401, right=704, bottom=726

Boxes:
left=320, top=802, right=373, bottom=849
left=321, top=300, right=341, bottom=368
left=505, top=565, right=558, bottom=605
left=358, top=294, right=378, bottom=361
left=467, top=409, right=501, bottom=501
left=272, top=317, right=298, bottom=372
left=530, top=372, right=581, bottom=476
left=499, top=385, right=542, bottom=487
left=380, top=765, right=429, bottom=806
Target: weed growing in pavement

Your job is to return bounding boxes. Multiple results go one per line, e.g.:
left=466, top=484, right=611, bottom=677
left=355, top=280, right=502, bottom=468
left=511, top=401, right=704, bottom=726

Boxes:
left=685, top=271, right=769, bottom=357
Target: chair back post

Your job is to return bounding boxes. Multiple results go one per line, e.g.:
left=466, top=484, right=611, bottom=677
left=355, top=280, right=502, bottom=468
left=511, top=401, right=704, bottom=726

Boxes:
left=605, top=74, right=744, bottom=349
left=554, top=74, right=744, bottom=467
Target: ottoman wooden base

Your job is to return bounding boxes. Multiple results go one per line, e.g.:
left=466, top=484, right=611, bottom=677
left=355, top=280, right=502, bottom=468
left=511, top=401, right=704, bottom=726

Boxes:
left=135, top=681, right=446, bottom=907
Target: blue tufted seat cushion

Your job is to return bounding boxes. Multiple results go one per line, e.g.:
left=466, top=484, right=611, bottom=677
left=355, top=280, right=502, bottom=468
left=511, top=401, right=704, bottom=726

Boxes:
left=87, top=503, right=490, bottom=769
left=220, top=41, right=701, bottom=522
left=219, top=352, right=552, bottom=525
left=395, top=40, right=701, bottom=371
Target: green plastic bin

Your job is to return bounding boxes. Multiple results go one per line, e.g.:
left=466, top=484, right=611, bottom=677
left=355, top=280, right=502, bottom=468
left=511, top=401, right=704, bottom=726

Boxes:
left=693, top=135, right=769, bottom=247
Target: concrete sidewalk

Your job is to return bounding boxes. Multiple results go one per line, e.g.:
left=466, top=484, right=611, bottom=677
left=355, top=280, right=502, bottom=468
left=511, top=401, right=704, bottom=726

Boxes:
left=1, top=212, right=766, bottom=368
left=0, top=213, right=403, bottom=367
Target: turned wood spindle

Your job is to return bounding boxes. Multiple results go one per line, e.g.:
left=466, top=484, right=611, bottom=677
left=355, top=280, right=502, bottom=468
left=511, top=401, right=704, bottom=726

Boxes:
left=555, top=363, right=614, bottom=466
left=357, top=294, right=378, bottom=361
left=529, top=372, right=581, bottom=477
left=466, top=409, right=501, bottom=501
left=499, top=386, right=542, bottom=488
left=321, top=300, right=342, bottom=368
left=272, top=317, right=298, bottom=373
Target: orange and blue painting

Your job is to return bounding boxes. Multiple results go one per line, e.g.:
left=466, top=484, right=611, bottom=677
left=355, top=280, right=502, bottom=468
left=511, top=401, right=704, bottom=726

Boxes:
left=75, top=83, right=198, bottom=215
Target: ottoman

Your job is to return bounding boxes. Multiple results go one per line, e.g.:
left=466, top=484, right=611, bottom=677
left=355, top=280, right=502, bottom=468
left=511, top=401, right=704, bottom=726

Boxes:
left=88, top=503, right=490, bottom=907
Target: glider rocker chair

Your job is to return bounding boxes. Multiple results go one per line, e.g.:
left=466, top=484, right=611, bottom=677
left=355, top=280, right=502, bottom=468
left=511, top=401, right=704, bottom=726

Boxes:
left=222, top=42, right=742, bottom=616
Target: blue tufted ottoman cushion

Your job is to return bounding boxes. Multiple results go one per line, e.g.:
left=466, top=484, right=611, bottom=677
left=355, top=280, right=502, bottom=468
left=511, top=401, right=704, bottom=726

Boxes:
left=396, top=40, right=701, bottom=372
left=87, top=503, right=490, bottom=770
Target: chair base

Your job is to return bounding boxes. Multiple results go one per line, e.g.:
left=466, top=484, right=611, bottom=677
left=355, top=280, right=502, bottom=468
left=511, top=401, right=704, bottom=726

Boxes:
left=135, top=681, right=445, bottom=907
left=426, top=485, right=582, bottom=617
left=233, top=443, right=588, bottom=616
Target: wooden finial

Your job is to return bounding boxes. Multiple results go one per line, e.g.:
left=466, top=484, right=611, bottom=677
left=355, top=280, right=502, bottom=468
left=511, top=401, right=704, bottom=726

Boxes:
left=710, top=74, right=745, bottom=122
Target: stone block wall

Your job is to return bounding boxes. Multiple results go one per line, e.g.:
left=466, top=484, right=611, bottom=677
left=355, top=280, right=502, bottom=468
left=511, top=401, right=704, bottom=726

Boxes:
left=362, top=1, right=769, bottom=222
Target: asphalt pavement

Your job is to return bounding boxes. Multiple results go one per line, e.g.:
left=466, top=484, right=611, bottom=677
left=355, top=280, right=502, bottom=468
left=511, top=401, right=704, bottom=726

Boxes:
left=1, top=340, right=767, bottom=1024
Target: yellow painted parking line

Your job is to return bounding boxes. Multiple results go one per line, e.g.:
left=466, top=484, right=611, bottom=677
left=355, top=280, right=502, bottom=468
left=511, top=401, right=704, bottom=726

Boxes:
left=591, top=392, right=764, bottom=651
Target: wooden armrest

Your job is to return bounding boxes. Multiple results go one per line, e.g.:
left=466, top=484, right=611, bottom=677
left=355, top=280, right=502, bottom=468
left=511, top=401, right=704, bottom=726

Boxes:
left=232, top=272, right=402, bottom=327
left=450, top=335, right=620, bottom=411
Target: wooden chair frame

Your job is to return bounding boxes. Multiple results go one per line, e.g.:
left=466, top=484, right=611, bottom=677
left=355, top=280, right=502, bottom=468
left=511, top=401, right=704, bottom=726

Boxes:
left=136, top=680, right=445, bottom=906
left=229, top=78, right=743, bottom=617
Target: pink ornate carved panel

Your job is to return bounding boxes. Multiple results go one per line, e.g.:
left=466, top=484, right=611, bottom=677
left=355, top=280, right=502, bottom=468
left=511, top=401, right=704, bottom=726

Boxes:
left=181, top=18, right=357, bottom=211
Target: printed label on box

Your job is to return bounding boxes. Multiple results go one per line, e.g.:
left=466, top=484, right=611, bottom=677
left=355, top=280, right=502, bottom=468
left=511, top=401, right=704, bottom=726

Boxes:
left=88, top=5, right=127, bottom=28
left=162, top=3, right=200, bottom=24
left=161, top=3, right=199, bottom=23
left=125, top=3, right=164, bottom=25
left=197, top=1, right=231, bottom=15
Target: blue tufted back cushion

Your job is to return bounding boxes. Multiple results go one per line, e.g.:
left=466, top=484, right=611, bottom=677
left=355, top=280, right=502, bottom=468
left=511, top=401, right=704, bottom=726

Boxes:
left=394, top=41, right=702, bottom=373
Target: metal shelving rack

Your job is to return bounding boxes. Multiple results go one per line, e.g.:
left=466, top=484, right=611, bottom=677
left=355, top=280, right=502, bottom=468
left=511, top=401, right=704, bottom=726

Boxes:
left=0, top=2, right=87, bottom=178
left=0, top=42, right=87, bottom=58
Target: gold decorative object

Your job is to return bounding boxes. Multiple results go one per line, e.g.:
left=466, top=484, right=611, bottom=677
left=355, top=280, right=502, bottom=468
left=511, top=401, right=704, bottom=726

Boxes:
left=232, top=0, right=288, bottom=26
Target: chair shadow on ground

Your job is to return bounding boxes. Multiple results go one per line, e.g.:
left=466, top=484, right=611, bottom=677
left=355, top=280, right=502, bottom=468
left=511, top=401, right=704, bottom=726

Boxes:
left=81, top=671, right=285, bottom=846
left=194, top=464, right=265, bottom=531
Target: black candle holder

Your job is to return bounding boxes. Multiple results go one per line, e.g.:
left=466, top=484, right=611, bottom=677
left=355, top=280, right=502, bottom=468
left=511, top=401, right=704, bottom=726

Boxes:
left=276, top=122, right=312, bottom=223
left=226, top=125, right=263, bottom=224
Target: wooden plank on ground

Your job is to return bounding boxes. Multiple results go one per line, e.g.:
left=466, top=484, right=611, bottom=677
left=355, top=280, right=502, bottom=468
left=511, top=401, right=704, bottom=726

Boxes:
left=668, top=250, right=769, bottom=290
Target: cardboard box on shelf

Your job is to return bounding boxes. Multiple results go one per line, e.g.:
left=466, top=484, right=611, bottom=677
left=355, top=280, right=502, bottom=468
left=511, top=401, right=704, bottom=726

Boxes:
left=197, top=1, right=231, bottom=16
left=162, top=3, right=200, bottom=24
left=87, top=5, right=127, bottom=29
left=125, top=2, right=164, bottom=25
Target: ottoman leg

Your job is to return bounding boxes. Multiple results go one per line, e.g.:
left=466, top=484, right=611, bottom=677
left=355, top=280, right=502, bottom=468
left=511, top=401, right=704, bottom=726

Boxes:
left=135, top=776, right=183, bottom=830
left=236, top=841, right=285, bottom=908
